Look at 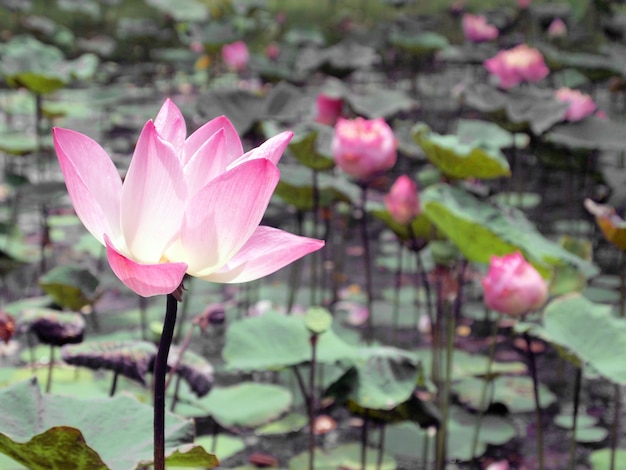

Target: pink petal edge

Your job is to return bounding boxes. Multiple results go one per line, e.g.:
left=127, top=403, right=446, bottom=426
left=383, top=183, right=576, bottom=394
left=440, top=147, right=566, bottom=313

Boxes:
left=199, top=226, right=324, bottom=283
left=105, top=235, right=188, bottom=297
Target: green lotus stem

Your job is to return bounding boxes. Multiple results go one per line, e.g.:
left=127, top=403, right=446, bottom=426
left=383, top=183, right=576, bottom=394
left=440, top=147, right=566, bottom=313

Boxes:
left=359, top=184, right=375, bottom=345
left=415, top=251, right=434, bottom=330
left=154, top=291, right=180, bottom=470
left=109, top=370, right=119, bottom=397
left=308, top=334, right=318, bottom=470
left=436, top=301, right=455, bottom=469
left=471, top=312, right=502, bottom=460
left=568, top=366, right=582, bottom=470
left=292, top=366, right=311, bottom=416
left=376, top=424, right=386, bottom=470
left=611, top=383, right=620, bottom=470
left=422, top=429, right=430, bottom=468
left=170, top=374, right=182, bottom=413
left=45, top=345, right=54, bottom=393
left=524, top=331, right=544, bottom=470
left=392, top=241, right=404, bottom=346
left=361, top=414, right=369, bottom=470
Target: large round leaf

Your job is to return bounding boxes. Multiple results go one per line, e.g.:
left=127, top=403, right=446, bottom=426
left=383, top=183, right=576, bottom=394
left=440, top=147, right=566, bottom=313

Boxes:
left=38, top=265, right=99, bottom=311
left=0, top=378, right=218, bottom=470
left=289, top=443, right=396, bottom=470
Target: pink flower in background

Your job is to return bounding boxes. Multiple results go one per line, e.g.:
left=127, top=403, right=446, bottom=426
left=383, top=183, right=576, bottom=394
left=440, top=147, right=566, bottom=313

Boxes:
left=517, top=0, right=531, bottom=9
left=315, top=93, right=343, bottom=126
left=266, top=43, right=280, bottom=61
left=222, top=41, right=249, bottom=72
left=482, top=252, right=548, bottom=316
left=331, top=117, right=397, bottom=181
left=547, top=18, right=567, bottom=38
left=462, top=14, right=499, bottom=42
left=484, top=44, right=549, bottom=89
left=555, top=87, right=596, bottom=122
left=384, top=175, right=420, bottom=225
left=53, top=99, right=324, bottom=297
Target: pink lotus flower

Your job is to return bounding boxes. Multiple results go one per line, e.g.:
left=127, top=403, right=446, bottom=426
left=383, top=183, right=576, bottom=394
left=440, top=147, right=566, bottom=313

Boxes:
left=384, top=175, right=420, bottom=225
left=482, top=252, right=548, bottom=316
left=53, top=99, right=324, bottom=297
left=484, top=44, right=550, bottom=89
left=462, top=14, right=499, bottom=43
left=547, top=18, right=567, bottom=39
left=266, top=43, right=280, bottom=61
left=517, top=0, right=531, bottom=9
left=222, top=41, right=249, bottom=72
left=315, top=93, right=343, bottom=126
left=331, top=117, right=397, bottom=181
left=555, top=87, right=596, bottom=122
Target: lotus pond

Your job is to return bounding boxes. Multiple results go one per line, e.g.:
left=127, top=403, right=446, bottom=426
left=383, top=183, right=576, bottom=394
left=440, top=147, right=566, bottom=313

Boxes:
left=3, top=0, right=626, bottom=469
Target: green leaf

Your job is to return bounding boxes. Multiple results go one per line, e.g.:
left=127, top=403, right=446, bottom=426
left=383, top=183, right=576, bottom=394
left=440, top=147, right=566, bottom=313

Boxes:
left=289, top=443, right=396, bottom=470
left=527, top=294, right=626, bottom=385
left=145, top=0, right=208, bottom=21
left=38, top=265, right=99, bottom=310
left=0, top=134, right=38, bottom=156
left=547, top=116, right=626, bottom=151
left=589, top=448, right=626, bottom=469
left=389, top=31, right=449, bottom=56
left=0, top=378, right=217, bottom=470
left=288, top=130, right=335, bottom=171
left=201, top=382, right=292, bottom=428
left=346, top=88, right=417, bottom=119
left=255, top=413, right=307, bottom=436
left=414, top=130, right=511, bottom=179
left=421, top=183, right=598, bottom=279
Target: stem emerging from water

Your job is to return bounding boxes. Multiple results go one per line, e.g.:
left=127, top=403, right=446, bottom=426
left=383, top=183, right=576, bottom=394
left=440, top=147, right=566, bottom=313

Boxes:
left=525, top=331, right=544, bottom=470
left=359, top=184, right=374, bottom=345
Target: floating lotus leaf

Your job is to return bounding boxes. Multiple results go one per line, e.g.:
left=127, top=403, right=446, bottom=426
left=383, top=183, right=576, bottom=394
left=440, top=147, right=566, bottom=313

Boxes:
left=201, top=382, right=292, bottom=428
left=439, top=43, right=499, bottom=65
left=263, top=81, right=313, bottom=124
left=223, top=312, right=356, bottom=371
left=547, top=116, right=626, bottom=151
left=0, top=35, right=98, bottom=95
left=38, top=265, right=99, bottom=311
left=389, top=30, right=449, bottom=56
left=145, top=0, right=208, bottom=21
left=196, top=88, right=265, bottom=135
left=0, top=134, right=38, bottom=156
left=0, top=378, right=218, bottom=470
left=18, top=309, right=85, bottom=346
left=463, top=83, right=569, bottom=135
left=421, top=183, right=598, bottom=279
left=255, top=413, right=308, bottom=436
left=345, top=87, right=418, bottom=119
left=168, top=346, right=213, bottom=397
left=289, top=443, right=396, bottom=470
left=589, top=448, right=626, bottom=469
left=454, top=376, right=557, bottom=413
left=520, top=294, right=626, bottom=385
left=414, top=129, right=511, bottom=179
left=540, top=43, right=622, bottom=81
left=61, top=340, right=157, bottom=386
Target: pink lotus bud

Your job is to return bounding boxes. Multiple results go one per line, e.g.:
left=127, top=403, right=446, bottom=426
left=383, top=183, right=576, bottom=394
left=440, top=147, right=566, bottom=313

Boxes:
left=190, top=41, right=204, bottom=54
left=315, top=93, right=343, bottom=126
left=331, top=117, right=397, bottom=182
left=555, top=87, right=596, bottom=122
left=484, top=44, right=549, bottom=89
left=517, top=0, right=531, bottom=9
left=462, top=14, right=499, bottom=43
left=482, top=252, right=548, bottom=316
left=266, top=43, right=280, bottom=61
left=222, top=41, right=249, bottom=72
left=384, top=175, right=420, bottom=225
left=547, top=18, right=567, bottom=38
left=486, top=461, right=510, bottom=470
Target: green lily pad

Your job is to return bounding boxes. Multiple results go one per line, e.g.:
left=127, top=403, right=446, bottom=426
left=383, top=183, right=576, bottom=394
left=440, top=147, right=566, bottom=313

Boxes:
left=145, top=0, right=208, bottom=21
left=201, top=382, right=292, bottom=428
left=389, top=30, right=449, bottom=56
left=0, top=378, right=218, bottom=470
left=255, top=412, right=307, bottom=436
left=523, top=294, right=626, bottom=385
left=288, top=129, right=335, bottom=171
left=547, top=116, right=626, bottom=151
left=192, top=435, right=245, bottom=463
left=589, top=448, right=626, bottom=469
left=289, top=443, right=396, bottom=470
left=491, top=192, right=542, bottom=209
left=454, top=376, right=557, bottom=413
left=414, top=128, right=511, bottom=180
left=421, top=183, right=598, bottom=279
left=38, top=265, right=99, bottom=310
left=0, top=134, right=38, bottom=156
left=346, top=87, right=418, bottom=119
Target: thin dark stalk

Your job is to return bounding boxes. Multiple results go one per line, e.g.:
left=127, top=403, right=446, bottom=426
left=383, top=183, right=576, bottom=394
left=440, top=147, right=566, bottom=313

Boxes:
left=139, top=296, right=148, bottom=341
left=376, top=424, right=386, bottom=470
left=310, top=169, right=320, bottom=306
left=611, top=383, right=620, bottom=470
left=524, top=332, right=544, bottom=470
left=109, top=371, right=119, bottom=397
left=436, top=301, right=455, bottom=469
left=422, top=429, right=431, bottom=468
left=415, top=252, right=433, bottom=329
left=287, top=211, right=305, bottom=314
left=471, top=313, right=501, bottom=460
left=359, top=185, right=374, bottom=345
left=361, top=414, right=369, bottom=470
left=165, top=323, right=196, bottom=392
left=292, top=366, right=311, bottom=416
left=154, top=292, right=179, bottom=470
left=392, top=241, right=403, bottom=346
left=568, top=366, right=582, bottom=470
left=174, top=277, right=192, bottom=343
left=45, top=345, right=54, bottom=393
left=170, top=374, right=182, bottom=412
left=308, top=335, right=318, bottom=470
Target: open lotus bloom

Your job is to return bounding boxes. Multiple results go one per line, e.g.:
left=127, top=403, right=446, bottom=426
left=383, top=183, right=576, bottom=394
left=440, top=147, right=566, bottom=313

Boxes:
left=484, top=44, right=549, bottom=89
left=555, top=87, right=596, bottom=122
left=462, top=14, right=499, bottom=43
left=53, top=99, right=324, bottom=297
left=481, top=252, right=548, bottom=316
